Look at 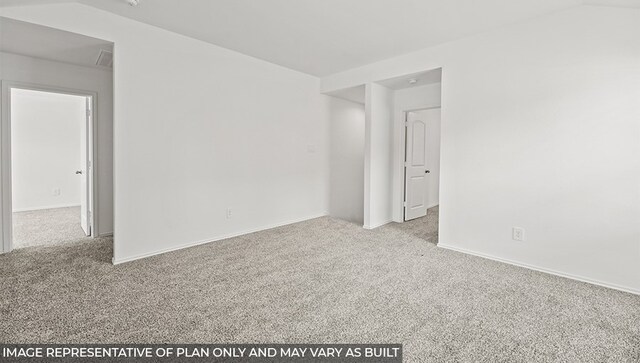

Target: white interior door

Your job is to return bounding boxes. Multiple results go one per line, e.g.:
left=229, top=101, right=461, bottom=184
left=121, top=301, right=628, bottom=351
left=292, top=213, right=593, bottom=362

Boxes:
left=404, top=111, right=428, bottom=221
left=79, top=97, right=91, bottom=236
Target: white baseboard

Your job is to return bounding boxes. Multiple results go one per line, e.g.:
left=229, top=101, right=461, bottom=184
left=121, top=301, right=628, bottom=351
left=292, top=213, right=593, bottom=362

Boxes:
left=112, top=214, right=327, bottom=265
left=363, top=219, right=393, bottom=230
left=98, top=232, right=113, bottom=238
left=438, top=243, right=639, bottom=296
left=13, top=204, right=80, bottom=213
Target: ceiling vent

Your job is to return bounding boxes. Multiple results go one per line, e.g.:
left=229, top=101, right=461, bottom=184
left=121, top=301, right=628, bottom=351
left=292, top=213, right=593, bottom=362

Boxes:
left=96, top=49, right=113, bottom=68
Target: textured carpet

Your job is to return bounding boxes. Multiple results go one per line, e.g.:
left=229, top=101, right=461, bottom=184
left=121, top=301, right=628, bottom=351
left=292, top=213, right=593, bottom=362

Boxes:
left=387, top=206, right=439, bottom=244
left=12, top=206, right=88, bottom=249
left=1, top=216, right=638, bottom=362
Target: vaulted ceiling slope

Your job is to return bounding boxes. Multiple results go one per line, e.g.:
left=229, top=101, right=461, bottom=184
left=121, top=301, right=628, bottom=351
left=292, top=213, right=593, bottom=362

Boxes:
left=2, top=0, right=638, bottom=76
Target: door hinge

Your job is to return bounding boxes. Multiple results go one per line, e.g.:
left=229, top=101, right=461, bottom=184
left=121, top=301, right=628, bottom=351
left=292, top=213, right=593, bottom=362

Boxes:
left=404, top=122, right=409, bottom=127
left=86, top=108, right=92, bottom=119
left=403, top=201, right=407, bottom=207
left=404, top=161, right=409, bottom=167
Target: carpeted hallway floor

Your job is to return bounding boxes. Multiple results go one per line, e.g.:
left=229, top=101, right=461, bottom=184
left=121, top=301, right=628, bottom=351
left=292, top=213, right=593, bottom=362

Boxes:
left=1, top=213, right=638, bottom=362
left=12, top=206, right=88, bottom=249
left=388, top=206, right=439, bottom=244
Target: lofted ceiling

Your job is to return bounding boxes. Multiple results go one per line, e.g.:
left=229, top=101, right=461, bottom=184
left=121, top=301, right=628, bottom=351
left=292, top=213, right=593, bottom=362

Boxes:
left=75, top=0, right=583, bottom=77
left=0, top=16, right=113, bottom=70
left=2, top=0, right=636, bottom=76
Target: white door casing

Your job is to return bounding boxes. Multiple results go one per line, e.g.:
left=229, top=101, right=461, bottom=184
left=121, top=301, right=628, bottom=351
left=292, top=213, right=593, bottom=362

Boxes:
left=404, top=112, right=428, bottom=221
left=80, top=97, right=91, bottom=236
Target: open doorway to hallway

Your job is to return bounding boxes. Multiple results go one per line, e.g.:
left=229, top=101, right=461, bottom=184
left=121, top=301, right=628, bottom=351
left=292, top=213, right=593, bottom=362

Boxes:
left=325, top=68, right=442, bottom=241
left=402, top=107, right=441, bottom=244
left=376, top=68, right=442, bottom=243
left=0, top=17, right=114, bottom=257
left=10, top=88, right=94, bottom=249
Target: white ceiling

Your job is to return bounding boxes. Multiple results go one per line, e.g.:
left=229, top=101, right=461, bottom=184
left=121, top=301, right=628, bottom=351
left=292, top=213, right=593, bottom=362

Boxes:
left=22, top=0, right=590, bottom=76
left=0, top=16, right=113, bottom=70
left=2, top=0, right=637, bottom=76
left=0, top=0, right=75, bottom=6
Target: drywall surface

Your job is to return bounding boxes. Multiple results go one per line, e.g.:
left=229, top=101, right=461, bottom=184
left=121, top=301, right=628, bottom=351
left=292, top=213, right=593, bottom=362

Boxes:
left=10, top=89, right=85, bottom=211
left=392, top=83, right=441, bottom=221
left=0, top=3, right=331, bottom=263
left=329, top=97, right=365, bottom=224
left=323, top=6, right=640, bottom=292
left=394, top=83, right=441, bottom=112
left=0, top=51, right=113, bottom=235
left=364, top=83, right=394, bottom=229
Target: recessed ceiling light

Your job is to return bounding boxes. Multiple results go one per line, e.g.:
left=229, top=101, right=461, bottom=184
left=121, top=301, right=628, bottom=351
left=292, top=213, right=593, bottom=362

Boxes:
left=408, top=78, right=418, bottom=85
left=127, top=0, right=140, bottom=6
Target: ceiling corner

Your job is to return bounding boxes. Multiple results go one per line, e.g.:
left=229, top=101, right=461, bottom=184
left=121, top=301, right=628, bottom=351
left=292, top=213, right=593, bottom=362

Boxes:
left=0, top=0, right=77, bottom=8
left=581, top=0, right=640, bottom=8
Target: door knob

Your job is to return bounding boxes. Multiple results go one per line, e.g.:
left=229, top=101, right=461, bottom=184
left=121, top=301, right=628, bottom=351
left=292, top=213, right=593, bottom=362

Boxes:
left=425, top=170, right=430, bottom=174
left=76, top=170, right=83, bottom=175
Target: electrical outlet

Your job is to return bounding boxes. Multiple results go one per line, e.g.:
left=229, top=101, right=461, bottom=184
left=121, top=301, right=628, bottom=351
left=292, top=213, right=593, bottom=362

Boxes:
left=226, top=208, right=233, bottom=219
left=512, top=227, right=525, bottom=241
left=52, top=188, right=61, bottom=196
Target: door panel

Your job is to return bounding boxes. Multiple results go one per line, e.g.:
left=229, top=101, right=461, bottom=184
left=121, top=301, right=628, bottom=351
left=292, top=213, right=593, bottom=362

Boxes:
left=404, top=113, right=428, bottom=221
left=411, top=121, right=426, bottom=166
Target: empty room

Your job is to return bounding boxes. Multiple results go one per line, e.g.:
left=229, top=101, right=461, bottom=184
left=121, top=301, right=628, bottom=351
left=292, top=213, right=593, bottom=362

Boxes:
left=0, top=1, right=638, bottom=362
left=11, top=89, right=91, bottom=247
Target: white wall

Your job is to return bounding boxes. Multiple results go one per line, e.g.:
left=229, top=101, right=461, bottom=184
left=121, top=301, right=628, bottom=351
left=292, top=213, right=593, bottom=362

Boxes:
left=329, top=97, right=365, bottom=224
left=0, top=3, right=332, bottom=263
left=364, top=83, right=394, bottom=229
left=0, top=51, right=113, bottom=235
left=394, top=83, right=441, bottom=111
left=392, top=83, right=441, bottom=221
left=11, top=89, right=85, bottom=212
left=322, top=5, right=640, bottom=293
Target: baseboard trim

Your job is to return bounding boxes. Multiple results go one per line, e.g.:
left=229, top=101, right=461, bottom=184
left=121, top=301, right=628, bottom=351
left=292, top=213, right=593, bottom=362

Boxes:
left=98, top=232, right=113, bottom=238
left=363, top=219, right=393, bottom=230
left=12, top=204, right=80, bottom=213
left=112, top=214, right=327, bottom=265
left=438, top=243, right=639, bottom=296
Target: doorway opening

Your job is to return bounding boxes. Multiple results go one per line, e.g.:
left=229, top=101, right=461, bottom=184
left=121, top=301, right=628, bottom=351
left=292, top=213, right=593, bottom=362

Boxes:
left=402, top=107, right=441, bottom=243
left=0, top=17, right=114, bottom=262
left=3, top=85, right=96, bottom=249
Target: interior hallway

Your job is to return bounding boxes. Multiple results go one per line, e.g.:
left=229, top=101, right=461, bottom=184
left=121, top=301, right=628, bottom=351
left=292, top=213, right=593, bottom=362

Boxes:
left=1, top=215, right=637, bottom=361
left=12, top=206, right=88, bottom=249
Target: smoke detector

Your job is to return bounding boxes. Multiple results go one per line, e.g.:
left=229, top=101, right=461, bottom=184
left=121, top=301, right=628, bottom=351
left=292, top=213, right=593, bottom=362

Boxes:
left=127, top=0, right=140, bottom=6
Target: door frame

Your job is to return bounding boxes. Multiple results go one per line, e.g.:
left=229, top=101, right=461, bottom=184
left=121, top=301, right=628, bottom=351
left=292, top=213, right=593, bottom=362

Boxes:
left=398, top=106, right=441, bottom=223
left=0, top=81, right=99, bottom=253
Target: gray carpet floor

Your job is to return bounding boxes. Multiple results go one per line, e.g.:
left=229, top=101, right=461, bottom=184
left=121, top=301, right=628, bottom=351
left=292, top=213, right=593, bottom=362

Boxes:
left=1, top=212, right=638, bottom=362
left=12, top=206, right=88, bottom=249
left=388, top=206, right=439, bottom=244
